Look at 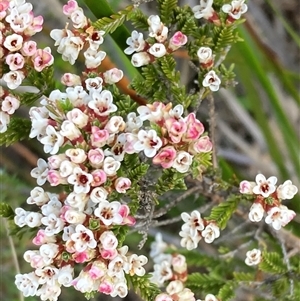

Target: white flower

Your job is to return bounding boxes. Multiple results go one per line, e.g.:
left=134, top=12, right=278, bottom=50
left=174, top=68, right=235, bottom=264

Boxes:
left=248, top=203, right=264, bottom=222
left=85, top=77, right=103, bottom=92
left=39, top=243, right=59, bottom=265
left=5, top=53, right=25, bottom=71
left=124, top=30, right=146, bottom=55
left=279, top=205, right=296, bottom=227
left=131, top=52, right=151, bottom=67
left=124, top=254, right=148, bottom=276
left=126, top=112, right=143, bottom=132
left=148, top=15, right=168, bottom=43
left=36, top=283, right=62, bottom=301
left=179, top=230, right=201, bottom=250
left=110, top=281, right=128, bottom=298
left=65, top=148, right=87, bottom=164
left=14, top=207, right=29, bottom=227
left=148, top=43, right=167, bottom=58
left=172, top=151, right=193, bottom=173
left=222, top=0, right=248, bottom=20
left=41, top=214, right=65, bottom=236
left=103, top=157, right=121, bottom=176
left=197, top=47, right=213, bottom=64
left=31, top=158, right=49, bottom=185
left=40, top=125, right=64, bottom=155
left=134, top=129, right=162, bottom=158
left=67, top=167, right=93, bottom=194
left=65, top=192, right=88, bottom=211
left=64, top=208, right=86, bottom=224
left=245, top=248, right=262, bottom=266
left=252, top=173, right=277, bottom=198
left=90, top=187, right=109, bottom=203
left=151, top=260, right=173, bottom=285
left=25, top=212, right=42, bottom=227
left=84, top=48, right=106, bottom=69
left=66, top=85, right=89, bottom=106
left=277, top=180, right=298, bottom=200
left=2, top=95, right=20, bottom=114
left=41, top=197, right=62, bottom=216
left=166, top=280, right=184, bottom=295
left=265, top=206, right=296, bottom=230
left=115, top=177, right=131, bottom=193
left=192, top=0, right=214, bottom=20
left=27, top=187, right=50, bottom=206
left=202, top=70, right=221, bottom=92
left=3, top=70, right=25, bottom=89
left=88, top=90, right=117, bottom=116
left=100, top=231, right=118, bottom=250
left=104, top=116, right=125, bottom=134
left=94, top=200, right=123, bottom=226
left=86, top=30, right=105, bottom=51
left=15, top=273, right=39, bottom=297
left=35, top=266, right=59, bottom=285
left=103, top=68, right=123, bottom=84
left=150, top=233, right=168, bottom=259
left=0, top=112, right=10, bottom=133
left=201, top=223, right=220, bottom=243
left=4, top=33, right=23, bottom=51
left=70, top=7, right=88, bottom=28
left=57, top=265, right=74, bottom=287
left=181, top=210, right=205, bottom=237
left=71, top=224, right=97, bottom=252
left=29, top=106, right=49, bottom=139
left=60, top=120, right=82, bottom=140
left=204, top=294, right=218, bottom=301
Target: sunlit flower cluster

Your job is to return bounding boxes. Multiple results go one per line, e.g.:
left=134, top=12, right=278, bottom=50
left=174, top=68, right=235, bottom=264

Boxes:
left=1, top=0, right=53, bottom=90
left=240, top=174, right=297, bottom=230
left=50, top=0, right=106, bottom=69
left=192, top=0, right=247, bottom=24
left=179, top=210, right=220, bottom=250
left=124, top=15, right=187, bottom=67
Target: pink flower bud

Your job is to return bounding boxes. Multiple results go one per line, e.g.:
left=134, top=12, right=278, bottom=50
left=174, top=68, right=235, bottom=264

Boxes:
left=63, top=0, right=78, bottom=16
left=91, top=126, right=109, bottom=148
left=88, top=148, right=105, bottom=167
left=169, top=31, right=188, bottom=51
left=115, top=177, right=131, bottom=193
left=91, top=169, right=107, bottom=186
left=190, top=136, right=212, bottom=154
left=21, top=41, right=37, bottom=56
left=153, top=146, right=177, bottom=169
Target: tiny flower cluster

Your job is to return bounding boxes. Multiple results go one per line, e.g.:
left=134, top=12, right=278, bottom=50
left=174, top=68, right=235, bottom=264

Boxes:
left=192, top=0, right=247, bottom=24
left=240, top=174, right=297, bottom=230
left=50, top=0, right=107, bottom=69
left=124, top=15, right=187, bottom=67
left=1, top=0, right=54, bottom=90
left=197, top=46, right=221, bottom=91
left=150, top=233, right=220, bottom=301
left=136, top=102, right=212, bottom=173
left=0, top=86, right=20, bottom=132
left=179, top=210, right=220, bottom=250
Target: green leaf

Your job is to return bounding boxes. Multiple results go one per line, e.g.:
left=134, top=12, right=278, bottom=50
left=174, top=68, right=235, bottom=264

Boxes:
left=260, top=251, right=288, bottom=274
left=127, top=274, right=161, bottom=301
left=128, top=8, right=149, bottom=30
left=127, top=163, right=150, bottom=183
left=157, top=0, right=178, bottom=24
left=217, top=281, right=237, bottom=301
left=233, top=272, right=254, bottom=282
left=206, top=195, right=239, bottom=230
left=179, top=249, right=221, bottom=268
left=0, top=202, right=14, bottom=219
left=186, top=272, right=224, bottom=292
left=0, top=117, right=31, bottom=146
left=93, top=5, right=134, bottom=34
left=155, top=168, right=187, bottom=194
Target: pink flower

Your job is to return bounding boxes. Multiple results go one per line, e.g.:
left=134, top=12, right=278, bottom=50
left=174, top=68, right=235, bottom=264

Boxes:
left=61, top=73, right=82, bottom=86
left=168, top=31, right=188, bottom=51
left=91, top=169, right=107, bottom=186
left=153, top=146, right=177, bottom=169
left=103, top=68, right=123, bottom=84
left=47, top=170, right=66, bottom=186
left=183, top=113, right=204, bottom=141
left=190, top=136, right=213, bottom=154
left=119, top=204, right=136, bottom=226
left=155, top=293, right=173, bottom=301
left=88, top=148, right=105, bottom=167
left=63, top=0, right=79, bottom=16
left=165, top=118, right=187, bottom=143
left=239, top=180, right=253, bottom=194
left=115, top=177, right=131, bottom=193
left=21, top=41, right=37, bottom=56
left=99, top=279, right=114, bottom=294
left=72, top=251, right=88, bottom=263
left=6, top=53, right=25, bottom=71
left=31, top=47, right=54, bottom=72
left=2, top=95, right=20, bottom=114
left=90, top=126, right=109, bottom=148
left=88, top=265, right=104, bottom=280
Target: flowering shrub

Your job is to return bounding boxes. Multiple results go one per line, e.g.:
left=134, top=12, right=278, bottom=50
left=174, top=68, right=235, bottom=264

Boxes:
left=0, top=1, right=299, bottom=301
